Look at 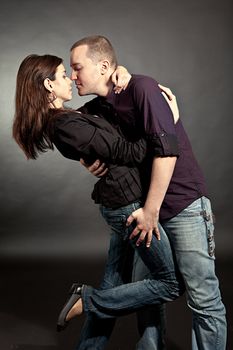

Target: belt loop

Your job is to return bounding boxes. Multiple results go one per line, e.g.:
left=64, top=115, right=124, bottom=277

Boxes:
left=200, top=196, right=210, bottom=221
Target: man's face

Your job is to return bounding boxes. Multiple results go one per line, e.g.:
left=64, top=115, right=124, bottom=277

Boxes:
left=70, top=45, right=102, bottom=96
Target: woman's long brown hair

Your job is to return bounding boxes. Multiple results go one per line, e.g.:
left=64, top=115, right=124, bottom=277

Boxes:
left=13, top=54, right=63, bottom=159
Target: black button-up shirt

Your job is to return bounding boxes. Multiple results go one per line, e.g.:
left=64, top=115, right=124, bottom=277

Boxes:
left=51, top=111, right=146, bottom=208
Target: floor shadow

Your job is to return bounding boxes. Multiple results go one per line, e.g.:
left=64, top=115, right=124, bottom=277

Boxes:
left=11, top=347, right=59, bottom=350
left=0, top=256, right=231, bottom=350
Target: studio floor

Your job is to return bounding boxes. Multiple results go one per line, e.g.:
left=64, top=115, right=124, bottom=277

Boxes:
left=0, top=256, right=232, bottom=350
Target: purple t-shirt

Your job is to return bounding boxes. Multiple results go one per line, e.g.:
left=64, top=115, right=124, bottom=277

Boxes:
left=105, top=74, right=208, bottom=221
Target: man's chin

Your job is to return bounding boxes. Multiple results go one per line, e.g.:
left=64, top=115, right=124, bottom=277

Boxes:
left=78, top=89, right=93, bottom=97
left=77, top=88, right=86, bottom=96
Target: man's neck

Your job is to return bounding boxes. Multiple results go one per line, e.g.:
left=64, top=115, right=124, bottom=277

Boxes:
left=97, top=69, right=115, bottom=97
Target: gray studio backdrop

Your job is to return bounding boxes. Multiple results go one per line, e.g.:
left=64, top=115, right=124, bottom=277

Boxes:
left=0, top=0, right=232, bottom=259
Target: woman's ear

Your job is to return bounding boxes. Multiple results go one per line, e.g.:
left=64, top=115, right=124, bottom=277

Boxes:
left=43, top=78, right=53, bottom=92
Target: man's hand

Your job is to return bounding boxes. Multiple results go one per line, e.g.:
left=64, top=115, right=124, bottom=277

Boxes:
left=80, top=158, right=108, bottom=177
left=159, top=84, right=179, bottom=124
left=126, top=207, right=160, bottom=248
left=111, top=66, right=132, bottom=94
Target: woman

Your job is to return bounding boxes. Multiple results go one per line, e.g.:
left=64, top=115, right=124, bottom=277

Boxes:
left=13, top=54, right=184, bottom=336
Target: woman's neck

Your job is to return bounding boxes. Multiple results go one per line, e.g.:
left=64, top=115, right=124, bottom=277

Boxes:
left=49, top=98, right=64, bottom=109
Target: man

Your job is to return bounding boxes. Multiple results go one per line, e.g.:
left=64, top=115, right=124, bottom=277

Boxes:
left=70, top=35, right=227, bottom=350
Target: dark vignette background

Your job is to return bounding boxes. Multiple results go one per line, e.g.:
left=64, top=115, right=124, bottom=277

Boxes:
left=0, top=0, right=232, bottom=349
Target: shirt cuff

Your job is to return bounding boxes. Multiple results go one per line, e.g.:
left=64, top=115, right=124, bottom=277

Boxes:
left=146, top=132, right=179, bottom=157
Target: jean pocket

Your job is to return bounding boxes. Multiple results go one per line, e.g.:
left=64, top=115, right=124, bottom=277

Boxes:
left=103, top=213, right=129, bottom=240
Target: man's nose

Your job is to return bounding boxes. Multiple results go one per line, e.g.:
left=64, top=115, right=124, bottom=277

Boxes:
left=70, top=71, right=77, bottom=80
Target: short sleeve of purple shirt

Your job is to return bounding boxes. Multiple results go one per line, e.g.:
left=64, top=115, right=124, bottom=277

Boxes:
left=131, top=75, right=179, bottom=157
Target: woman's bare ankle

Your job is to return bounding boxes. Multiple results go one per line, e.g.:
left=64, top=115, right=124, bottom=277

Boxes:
left=66, top=298, right=83, bottom=321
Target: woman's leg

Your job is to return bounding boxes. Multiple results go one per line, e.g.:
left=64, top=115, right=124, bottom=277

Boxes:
left=77, top=214, right=167, bottom=350
left=75, top=207, right=134, bottom=349
left=80, top=203, right=184, bottom=319
left=132, top=251, right=166, bottom=350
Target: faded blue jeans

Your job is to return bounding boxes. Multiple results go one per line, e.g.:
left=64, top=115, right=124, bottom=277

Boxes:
left=132, top=252, right=166, bottom=350
left=76, top=254, right=166, bottom=350
left=76, top=201, right=184, bottom=349
left=162, top=196, right=227, bottom=350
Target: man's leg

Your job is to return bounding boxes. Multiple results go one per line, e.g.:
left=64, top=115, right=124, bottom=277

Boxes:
left=133, top=251, right=166, bottom=350
left=162, top=197, right=227, bottom=350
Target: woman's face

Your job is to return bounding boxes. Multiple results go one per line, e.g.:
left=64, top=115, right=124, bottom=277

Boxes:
left=51, top=64, right=73, bottom=104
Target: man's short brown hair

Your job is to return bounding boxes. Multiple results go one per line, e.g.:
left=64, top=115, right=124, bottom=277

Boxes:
left=71, top=35, right=118, bottom=68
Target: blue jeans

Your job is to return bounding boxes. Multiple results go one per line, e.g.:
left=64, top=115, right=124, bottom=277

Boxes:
left=76, top=202, right=184, bottom=349
left=162, top=196, right=227, bottom=350
left=76, top=254, right=166, bottom=350
left=132, top=252, right=166, bottom=350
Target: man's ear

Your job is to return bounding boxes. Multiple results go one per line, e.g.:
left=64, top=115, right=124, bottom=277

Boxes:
left=43, top=78, right=53, bottom=92
left=99, top=59, right=110, bottom=75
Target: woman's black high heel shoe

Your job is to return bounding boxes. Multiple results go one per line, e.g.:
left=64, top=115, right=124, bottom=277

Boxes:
left=57, top=283, right=83, bottom=332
